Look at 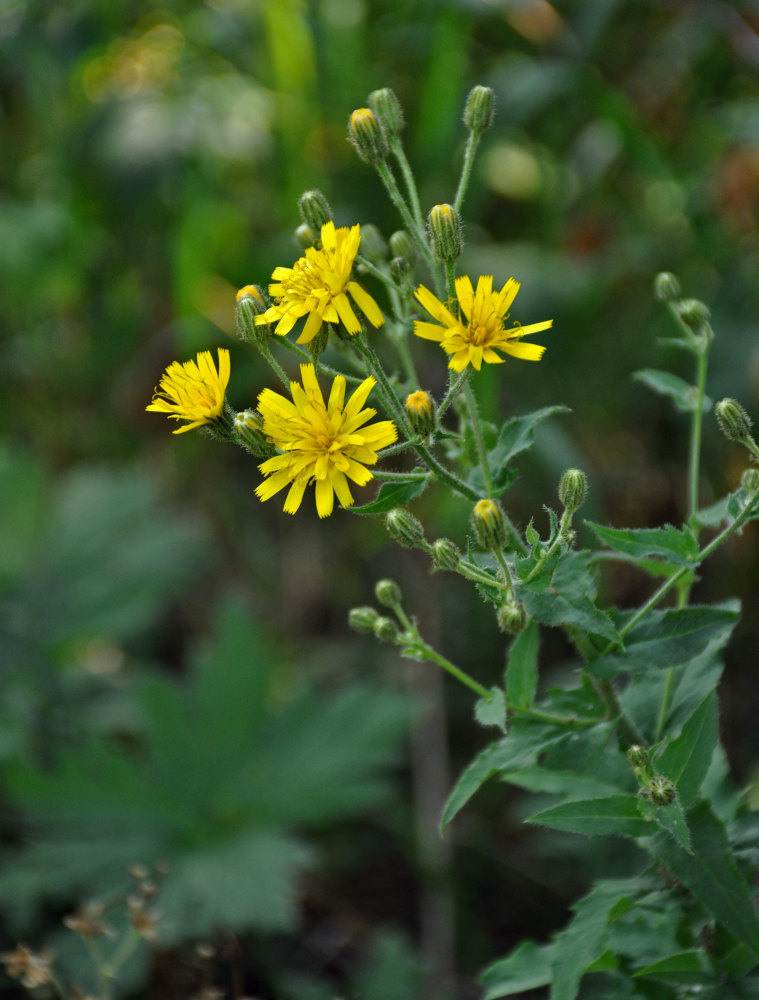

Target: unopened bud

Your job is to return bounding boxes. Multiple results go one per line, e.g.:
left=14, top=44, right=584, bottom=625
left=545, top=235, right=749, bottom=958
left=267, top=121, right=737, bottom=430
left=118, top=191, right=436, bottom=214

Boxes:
left=358, top=223, right=387, bottom=264
left=626, top=745, right=649, bottom=770
left=348, top=107, right=388, bottom=164
left=375, top=578, right=402, bottom=608
left=741, top=468, right=759, bottom=493
left=373, top=616, right=399, bottom=643
left=496, top=601, right=525, bottom=635
left=432, top=537, right=461, bottom=571
left=405, top=390, right=436, bottom=437
left=472, top=498, right=507, bottom=551
left=386, top=507, right=426, bottom=549
left=236, top=285, right=270, bottom=344
left=654, top=271, right=680, bottom=302
left=559, top=468, right=588, bottom=513
left=233, top=410, right=273, bottom=457
left=389, top=230, right=416, bottom=261
left=390, top=256, right=412, bottom=283
left=463, top=85, right=495, bottom=133
left=716, top=398, right=753, bottom=443
left=298, top=189, right=333, bottom=231
left=676, top=298, right=710, bottom=330
left=640, top=775, right=677, bottom=807
left=428, top=204, right=463, bottom=262
left=349, top=606, right=380, bottom=634
left=368, top=87, right=404, bottom=137
left=294, top=223, right=316, bottom=249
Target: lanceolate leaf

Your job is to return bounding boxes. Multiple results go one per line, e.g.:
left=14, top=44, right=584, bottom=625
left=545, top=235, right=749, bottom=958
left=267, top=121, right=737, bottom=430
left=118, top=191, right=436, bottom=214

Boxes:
left=586, top=522, right=699, bottom=567
left=505, top=620, right=539, bottom=708
left=528, top=795, right=655, bottom=838
left=352, top=477, right=428, bottom=514
left=656, top=692, right=718, bottom=806
left=633, top=368, right=712, bottom=413
left=480, top=941, right=554, bottom=999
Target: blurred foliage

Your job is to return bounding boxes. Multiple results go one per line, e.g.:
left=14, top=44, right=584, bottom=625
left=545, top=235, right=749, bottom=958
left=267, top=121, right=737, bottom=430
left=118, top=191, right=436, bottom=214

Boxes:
left=4, top=0, right=759, bottom=997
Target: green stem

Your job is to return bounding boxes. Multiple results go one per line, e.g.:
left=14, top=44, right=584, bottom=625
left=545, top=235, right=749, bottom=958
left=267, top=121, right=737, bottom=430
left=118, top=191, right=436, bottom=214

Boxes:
left=463, top=377, right=494, bottom=497
left=375, top=160, right=436, bottom=277
left=454, top=131, right=481, bottom=212
left=595, top=678, right=644, bottom=748
left=256, top=340, right=291, bottom=390
left=390, top=136, right=425, bottom=232
left=373, top=469, right=429, bottom=482
left=524, top=511, right=571, bottom=583
left=277, top=336, right=365, bottom=384
left=411, top=641, right=491, bottom=699
left=687, top=341, right=710, bottom=523
left=493, top=548, right=515, bottom=594
left=437, top=369, right=469, bottom=420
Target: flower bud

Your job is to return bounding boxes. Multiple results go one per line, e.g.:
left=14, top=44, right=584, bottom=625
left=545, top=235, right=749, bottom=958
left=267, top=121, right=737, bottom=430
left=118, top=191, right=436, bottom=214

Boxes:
left=389, top=230, right=416, bottom=261
left=375, top=578, right=402, bottom=608
left=741, top=468, right=759, bottom=494
left=558, top=468, right=588, bottom=513
left=298, top=189, right=333, bottom=231
left=390, top=256, right=412, bottom=283
left=472, top=498, right=507, bottom=551
left=463, top=85, right=495, bottom=133
left=236, top=285, right=270, bottom=344
left=405, top=390, right=436, bottom=438
left=676, top=298, right=710, bottom=330
left=496, top=600, right=525, bottom=635
left=368, top=87, right=404, bottom=137
left=386, top=507, right=426, bottom=549
left=626, top=745, right=649, bottom=770
left=349, top=606, right=380, bottom=634
left=716, top=398, right=753, bottom=443
left=654, top=271, right=681, bottom=302
left=373, top=615, right=399, bottom=643
left=428, top=204, right=463, bottom=263
left=348, top=107, right=388, bottom=164
left=358, top=223, right=387, bottom=264
left=232, top=409, right=273, bottom=457
left=431, top=537, right=461, bottom=571
left=640, top=775, right=677, bottom=807
left=294, top=223, right=316, bottom=249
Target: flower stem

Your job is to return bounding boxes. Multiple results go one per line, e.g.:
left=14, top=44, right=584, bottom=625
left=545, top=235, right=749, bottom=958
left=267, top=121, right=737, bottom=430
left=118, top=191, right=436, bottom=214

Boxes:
left=375, top=160, right=436, bottom=278
left=463, top=377, right=494, bottom=497
left=454, top=131, right=481, bottom=213
left=437, top=369, right=469, bottom=420
left=390, top=136, right=426, bottom=233
left=687, top=339, right=710, bottom=523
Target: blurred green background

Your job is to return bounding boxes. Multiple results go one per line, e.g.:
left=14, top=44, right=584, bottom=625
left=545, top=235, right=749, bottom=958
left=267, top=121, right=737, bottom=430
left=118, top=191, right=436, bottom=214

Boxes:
left=3, top=0, right=759, bottom=997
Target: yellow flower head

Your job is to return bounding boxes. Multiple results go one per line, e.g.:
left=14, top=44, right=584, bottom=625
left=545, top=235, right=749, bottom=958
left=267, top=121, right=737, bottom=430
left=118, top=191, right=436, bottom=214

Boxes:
left=146, top=348, right=230, bottom=434
left=254, top=221, right=384, bottom=344
left=413, top=275, right=552, bottom=372
left=256, top=363, right=397, bottom=518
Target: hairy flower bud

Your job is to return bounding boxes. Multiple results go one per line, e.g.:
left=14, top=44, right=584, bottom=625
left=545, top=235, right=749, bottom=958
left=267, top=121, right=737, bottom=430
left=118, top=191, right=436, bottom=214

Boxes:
left=676, top=298, right=710, bottom=330
left=368, top=87, right=404, bottom=137
left=654, top=271, right=681, bottom=302
left=373, top=615, right=400, bottom=643
left=741, top=468, right=759, bottom=494
left=559, top=468, right=588, bottom=513
left=640, top=775, right=677, bottom=807
left=716, top=398, right=753, bottom=443
left=390, top=255, right=412, bottom=283
left=389, top=230, right=416, bottom=262
left=375, top=578, right=402, bottom=608
left=298, top=189, right=333, bottom=231
left=236, top=285, right=270, bottom=344
left=472, top=498, right=507, bottom=551
left=349, top=606, right=380, bottom=634
left=432, top=537, right=461, bottom=571
left=428, top=203, right=463, bottom=262
left=405, top=390, right=436, bottom=438
left=233, top=409, right=273, bottom=457
left=294, top=223, right=316, bottom=249
left=496, top=600, right=525, bottom=635
left=463, top=85, right=495, bottom=133
left=386, top=507, right=426, bottom=549
left=348, top=107, right=388, bottom=164
left=626, top=744, right=649, bottom=770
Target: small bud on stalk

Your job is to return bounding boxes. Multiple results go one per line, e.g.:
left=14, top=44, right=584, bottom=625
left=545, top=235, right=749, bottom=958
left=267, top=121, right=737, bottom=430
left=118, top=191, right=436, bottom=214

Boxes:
left=640, top=775, right=677, bottom=807
left=432, top=537, right=461, bottom=571
left=233, top=410, right=273, bottom=457
left=389, top=230, right=416, bottom=262
left=654, top=271, right=681, bottom=302
left=463, top=85, right=495, bottom=133
left=368, top=87, right=404, bottom=137
left=373, top=616, right=400, bottom=643
left=428, top=203, right=463, bottom=262
left=236, top=285, right=270, bottom=345
left=390, top=256, right=412, bottom=283
left=348, top=107, right=389, bottom=164
left=375, top=578, right=402, bottom=609
left=386, top=508, right=426, bottom=549
left=496, top=600, right=525, bottom=635
left=298, top=189, right=333, bottom=231
left=626, top=744, right=649, bottom=770
left=349, top=606, right=380, bottom=634
left=676, top=298, right=710, bottom=331
left=559, top=468, right=588, bottom=513
left=294, top=223, right=316, bottom=249
left=472, top=498, right=507, bottom=551
left=405, top=390, right=436, bottom=438
left=716, top=398, right=753, bottom=444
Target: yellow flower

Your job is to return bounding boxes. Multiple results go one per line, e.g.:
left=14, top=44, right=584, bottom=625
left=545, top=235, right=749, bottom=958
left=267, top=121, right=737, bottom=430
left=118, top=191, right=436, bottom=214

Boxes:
left=413, top=275, right=552, bottom=372
left=256, top=363, right=397, bottom=518
left=146, top=348, right=230, bottom=434
left=255, top=221, right=384, bottom=344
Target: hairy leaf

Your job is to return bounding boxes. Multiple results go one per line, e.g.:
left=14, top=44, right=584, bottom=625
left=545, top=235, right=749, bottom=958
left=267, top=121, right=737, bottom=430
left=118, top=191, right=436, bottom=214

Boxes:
left=529, top=795, right=655, bottom=838
left=505, top=621, right=539, bottom=708
left=474, top=688, right=507, bottom=732
left=633, top=368, right=712, bottom=413
left=468, top=405, right=569, bottom=495
left=657, top=692, right=718, bottom=806
left=352, top=477, right=428, bottom=514
left=587, top=522, right=698, bottom=567
left=481, top=940, right=553, bottom=999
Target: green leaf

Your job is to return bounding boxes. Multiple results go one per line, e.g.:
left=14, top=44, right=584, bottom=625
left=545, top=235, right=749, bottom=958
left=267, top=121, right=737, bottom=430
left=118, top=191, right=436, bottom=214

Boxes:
left=474, top=688, right=507, bottom=732
left=529, top=795, right=655, bottom=837
left=505, top=621, right=539, bottom=708
left=592, top=604, right=739, bottom=678
left=469, top=405, right=569, bottom=495
left=648, top=801, right=759, bottom=957
left=633, top=368, right=712, bottom=413
left=352, top=478, right=428, bottom=514
left=586, top=522, right=699, bottom=567
left=634, top=950, right=710, bottom=983
left=638, top=796, right=692, bottom=853
left=480, top=940, right=554, bottom=999
left=656, top=692, right=718, bottom=806
left=516, top=550, right=619, bottom=643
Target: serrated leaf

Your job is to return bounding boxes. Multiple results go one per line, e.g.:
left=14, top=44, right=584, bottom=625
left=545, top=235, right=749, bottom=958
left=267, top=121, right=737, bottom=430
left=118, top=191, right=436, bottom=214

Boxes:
left=351, top=478, right=428, bottom=514
left=634, top=950, right=710, bottom=983
left=529, top=795, right=655, bottom=837
left=592, top=604, right=739, bottom=678
left=480, top=940, right=554, bottom=999
left=474, top=688, right=507, bottom=732
left=633, top=369, right=712, bottom=413
left=587, top=522, right=699, bottom=567
left=440, top=740, right=508, bottom=830
left=638, top=796, right=692, bottom=853
left=656, top=691, right=718, bottom=805
left=647, top=801, right=759, bottom=957
left=468, top=406, right=569, bottom=495
left=505, top=621, right=539, bottom=708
